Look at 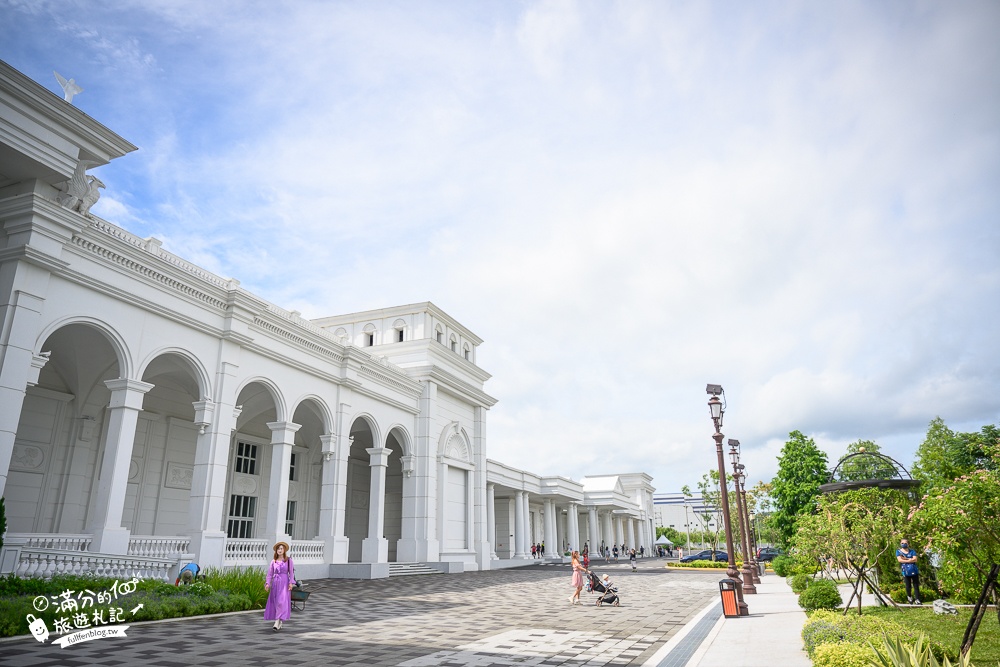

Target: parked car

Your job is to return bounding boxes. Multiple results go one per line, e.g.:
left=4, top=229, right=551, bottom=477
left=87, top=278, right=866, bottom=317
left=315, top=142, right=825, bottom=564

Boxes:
left=756, top=547, right=784, bottom=562
left=679, top=550, right=729, bottom=563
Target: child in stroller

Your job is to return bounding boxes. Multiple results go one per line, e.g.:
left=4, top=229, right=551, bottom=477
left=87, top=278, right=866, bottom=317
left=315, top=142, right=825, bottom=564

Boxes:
left=588, top=572, right=620, bottom=607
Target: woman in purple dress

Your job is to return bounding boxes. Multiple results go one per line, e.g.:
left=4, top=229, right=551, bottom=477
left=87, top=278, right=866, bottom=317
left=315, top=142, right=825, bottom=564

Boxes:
left=264, top=542, right=294, bottom=631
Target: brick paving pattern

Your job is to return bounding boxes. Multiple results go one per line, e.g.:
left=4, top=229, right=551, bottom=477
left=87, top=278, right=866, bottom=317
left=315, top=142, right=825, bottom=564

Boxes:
left=0, top=561, right=720, bottom=667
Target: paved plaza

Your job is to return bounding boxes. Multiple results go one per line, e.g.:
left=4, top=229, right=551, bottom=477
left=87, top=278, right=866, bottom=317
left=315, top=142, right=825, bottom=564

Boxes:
left=1, top=560, right=730, bottom=667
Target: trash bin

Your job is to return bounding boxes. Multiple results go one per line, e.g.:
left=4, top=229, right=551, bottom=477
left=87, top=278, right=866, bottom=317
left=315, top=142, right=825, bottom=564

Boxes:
left=719, top=578, right=740, bottom=618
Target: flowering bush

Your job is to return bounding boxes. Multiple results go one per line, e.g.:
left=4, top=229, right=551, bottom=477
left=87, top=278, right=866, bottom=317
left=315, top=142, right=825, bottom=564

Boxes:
left=909, top=455, right=1000, bottom=602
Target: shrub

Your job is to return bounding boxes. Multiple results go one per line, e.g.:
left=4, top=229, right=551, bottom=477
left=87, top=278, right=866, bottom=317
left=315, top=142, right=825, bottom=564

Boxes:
left=799, top=579, right=842, bottom=611
left=202, top=566, right=267, bottom=608
left=802, top=620, right=844, bottom=656
left=791, top=573, right=812, bottom=593
left=772, top=555, right=795, bottom=577
left=812, top=642, right=878, bottom=667
left=887, top=586, right=939, bottom=604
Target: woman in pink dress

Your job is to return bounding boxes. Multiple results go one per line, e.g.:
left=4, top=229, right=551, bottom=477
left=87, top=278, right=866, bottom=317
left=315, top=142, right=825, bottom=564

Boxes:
left=568, top=550, right=587, bottom=605
left=264, top=542, right=295, bottom=631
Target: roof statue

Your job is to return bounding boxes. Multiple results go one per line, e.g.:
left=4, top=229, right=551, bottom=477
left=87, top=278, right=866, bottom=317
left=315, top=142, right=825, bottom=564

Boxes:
left=54, top=71, right=83, bottom=103
left=56, top=158, right=104, bottom=217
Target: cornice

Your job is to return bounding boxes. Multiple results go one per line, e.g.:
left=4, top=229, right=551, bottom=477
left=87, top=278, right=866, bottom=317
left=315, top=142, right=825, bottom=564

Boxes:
left=0, top=59, right=137, bottom=162
left=406, top=364, right=498, bottom=408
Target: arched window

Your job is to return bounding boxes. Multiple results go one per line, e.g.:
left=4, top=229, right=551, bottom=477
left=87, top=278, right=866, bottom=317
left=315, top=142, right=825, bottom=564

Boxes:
left=450, top=335, right=457, bottom=353
left=463, top=345, right=471, bottom=361
left=435, top=326, right=443, bottom=344
left=393, top=318, right=406, bottom=343
left=363, top=323, right=376, bottom=347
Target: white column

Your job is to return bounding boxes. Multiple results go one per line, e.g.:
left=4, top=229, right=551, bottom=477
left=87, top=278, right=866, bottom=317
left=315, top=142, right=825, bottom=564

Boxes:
left=399, top=382, right=438, bottom=562
left=187, top=397, right=234, bottom=569
left=87, top=378, right=154, bottom=553
left=514, top=491, right=527, bottom=558
left=316, top=433, right=346, bottom=562
left=588, top=506, right=599, bottom=554
left=543, top=499, right=557, bottom=559
left=522, top=492, right=532, bottom=556
left=487, top=483, right=497, bottom=559
left=628, top=519, right=636, bottom=551
left=263, top=421, right=301, bottom=546
left=472, top=406, right=490, bottom=570
left=602, top=511, right=614, bottom=553
left=362, top=447, right=391, bottom=563
left=567, top=503, right=580, bottom=552
left=0, top=207, right=86, bottom=500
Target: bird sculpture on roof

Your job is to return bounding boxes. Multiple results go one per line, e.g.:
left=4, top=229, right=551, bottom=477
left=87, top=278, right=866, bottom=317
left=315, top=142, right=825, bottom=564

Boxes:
left=56, top=158, right=103, bottom=216
left=54, top=71, right=83, bottom=103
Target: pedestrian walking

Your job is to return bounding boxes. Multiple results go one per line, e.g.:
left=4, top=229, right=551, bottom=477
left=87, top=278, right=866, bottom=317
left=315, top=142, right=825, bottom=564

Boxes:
left=531, top=543, right=537, bottom=558
left=568, top=550, right=587, bottom=605
left=264, top=541, right=295, bottom=631
left=629, top=548, right=637, bottom=571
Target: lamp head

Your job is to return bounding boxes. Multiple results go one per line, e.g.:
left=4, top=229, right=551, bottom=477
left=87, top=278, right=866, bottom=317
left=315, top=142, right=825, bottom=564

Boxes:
left=708, top=394, right=723, bottom=422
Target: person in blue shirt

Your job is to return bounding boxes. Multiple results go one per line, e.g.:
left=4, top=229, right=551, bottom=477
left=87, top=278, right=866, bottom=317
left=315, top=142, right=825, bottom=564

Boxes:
left=896, top=538, right=921, bottom=604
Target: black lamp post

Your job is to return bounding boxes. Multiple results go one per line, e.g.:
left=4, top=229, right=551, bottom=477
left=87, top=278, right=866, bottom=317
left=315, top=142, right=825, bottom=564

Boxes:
left=736, top=462, right=762, bottom=584
left=707, top=385, right=748, bottom=615
left=728, top=442, right=758, bottom=590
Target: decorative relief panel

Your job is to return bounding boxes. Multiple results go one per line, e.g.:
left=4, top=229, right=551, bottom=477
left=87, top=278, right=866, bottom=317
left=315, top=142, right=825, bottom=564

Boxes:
left=128, top=459, right=140, bottom=481
left=234, top=473, right=258, bottom=495
left=445, top=434, right=469, bottom=462
left=288, top=482, right=297, bottom=501
left=351, top=490, right=369, bottom=509
left=11, top=445, right=44, bottom=470
left=164, top=462, right=193, bottom=490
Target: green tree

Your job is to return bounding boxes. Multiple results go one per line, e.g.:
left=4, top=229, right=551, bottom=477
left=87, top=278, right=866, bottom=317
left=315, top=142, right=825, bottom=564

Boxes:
left=771, top=430, right=829, bottom=549
left=793, top=487, right=913, bottom=609
left=695, top=472, right=724, bottom=555
left=911, top=418, right=1000, bottom=490
left=656, top=526, right=684, bottom=545
left=909, top=442, right=1000, bottom=602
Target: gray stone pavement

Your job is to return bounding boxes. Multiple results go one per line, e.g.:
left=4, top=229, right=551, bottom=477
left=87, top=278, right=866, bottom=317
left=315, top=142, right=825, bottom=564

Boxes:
left=1, top=559, right=732, bottom=667
left=683, top=572, right=811, bottom=667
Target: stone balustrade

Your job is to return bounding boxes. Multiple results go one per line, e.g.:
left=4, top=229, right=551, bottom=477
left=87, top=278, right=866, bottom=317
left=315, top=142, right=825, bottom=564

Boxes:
left=224, top=538, right=269, bottom=565
left=13, top=549, right=175, bottom=581
left=6, top=533, right=93, bottom=551
left=290, top=540, right=325, bottom=563
left=127, top=536, right=192, bottom=558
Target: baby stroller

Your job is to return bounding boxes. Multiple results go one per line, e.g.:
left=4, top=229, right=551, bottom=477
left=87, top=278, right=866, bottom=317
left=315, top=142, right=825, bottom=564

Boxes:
left=588, top=572, right=620, bottom=607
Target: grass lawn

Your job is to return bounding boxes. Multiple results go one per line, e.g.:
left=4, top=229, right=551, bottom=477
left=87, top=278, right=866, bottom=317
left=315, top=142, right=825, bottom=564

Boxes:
left=859, top=606, right=1000, bottom=665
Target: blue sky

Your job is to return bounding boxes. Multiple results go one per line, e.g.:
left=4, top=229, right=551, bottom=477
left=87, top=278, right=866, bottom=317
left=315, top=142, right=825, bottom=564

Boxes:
left=3, top=0, right=998, bottom=494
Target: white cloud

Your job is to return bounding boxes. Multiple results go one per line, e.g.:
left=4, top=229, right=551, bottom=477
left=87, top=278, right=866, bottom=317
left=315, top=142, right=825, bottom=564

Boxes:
left=3, top=0, right=998, bottom=493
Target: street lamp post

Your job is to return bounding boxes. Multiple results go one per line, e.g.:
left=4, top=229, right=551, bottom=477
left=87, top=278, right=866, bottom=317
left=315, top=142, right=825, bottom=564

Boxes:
left=707, top=385, right=748, bottom=616
left=738, top=465, right=762, bottom=584
left=728, top=442, right=757, bottom=591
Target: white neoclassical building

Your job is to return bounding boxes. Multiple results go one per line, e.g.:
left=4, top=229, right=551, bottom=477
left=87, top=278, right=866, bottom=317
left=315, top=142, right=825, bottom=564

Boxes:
left=0, top=60, right=654, bottom=580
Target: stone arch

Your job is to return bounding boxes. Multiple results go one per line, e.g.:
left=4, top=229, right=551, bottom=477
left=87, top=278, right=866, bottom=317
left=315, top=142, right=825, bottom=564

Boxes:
left=288, top=394, right=334, bottom=435
left=234, top=377, right=288, bottom=423
left=35, top=316, right=133, bottom=379
left=383, top=425, right=411, bottom=562
left=345, top=415, right=380, bottom=562
left=8, top=320, right=128, bottom=535
left=225, top=378, right=286, bottom=541
left=137, top=347, right=212, bottom=401
left=288, top=396, right=332, bottom=540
